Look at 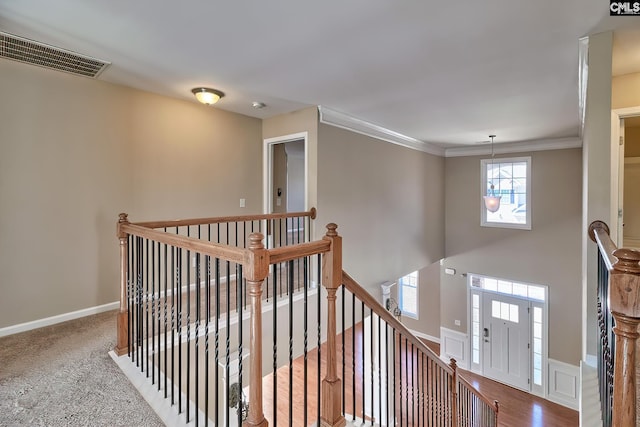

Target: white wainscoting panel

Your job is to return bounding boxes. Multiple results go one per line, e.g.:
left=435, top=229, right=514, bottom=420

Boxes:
left=548, top=359, right=580, bottom=410
left=440, top=327, right=468, bottom=369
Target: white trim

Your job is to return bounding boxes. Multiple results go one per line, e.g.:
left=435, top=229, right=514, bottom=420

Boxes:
left=409, top=329, right=440, bottom=344
left=0, top=301, right=119, bottom=338
left=263, top=131, right=309, bottom=216
left=445, top=137, right=582, bottom=157
left=318, top=105, right=582, bottom=158
left=440, top=327, right=468, bottom=369
left=547, top=359, right=580, bottom=410
left=318, top=105, right=445, bottom=156
left=611, top=107, right=640, bottom=247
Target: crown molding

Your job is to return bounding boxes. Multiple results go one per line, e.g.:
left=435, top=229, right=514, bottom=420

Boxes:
left=444, top=137, right=582, bottom=157
left=318, top=106, right=445, bottom=156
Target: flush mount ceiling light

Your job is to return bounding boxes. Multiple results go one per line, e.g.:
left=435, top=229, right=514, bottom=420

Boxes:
left=191, top=87, right=224, bottom=105
left=483, top=135, right=502, bottom=213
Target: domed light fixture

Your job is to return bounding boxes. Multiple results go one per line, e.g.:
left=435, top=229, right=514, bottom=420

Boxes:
left=191, top=87, right=224, bottom=105
left=483, top=135, right=501, bottom=213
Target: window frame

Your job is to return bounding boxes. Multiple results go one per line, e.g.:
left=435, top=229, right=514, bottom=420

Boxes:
left=480, top=156, right=532, bottom=230
left=398, top=270, right=419, bottom=319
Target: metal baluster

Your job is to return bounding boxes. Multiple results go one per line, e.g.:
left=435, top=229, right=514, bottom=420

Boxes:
left=237, top=264, right=243, bottom=427
left=273, top=263, right=278, bottom=427
left=156, top=241, right=161, bottom=390
left=361, top=300, right=365, bottom=422
left=288, top=259, right=294, bottom=427
left=177, top=246, right=183, bottom=414
left=392, top=329, right=396, bottom=426
left=352, top=292, right=356, bottom=421
left=195, top=250, right=200, bottom=427
left=145, top=239, right=150, bottom=375
left=215, top=254, right=220, bottom=426
left=378, top=314, right=381, bottom=426
left=342, top=285, right=345, bottom=416
left=317, top=253, right=322, bottom=427
left=171, top=241, right=176, bottom=405
left=163, top=238, right=168, bottom=399
left=151, top=240, right=155, bottom=382
left=128, top=235, right=133, bottom=359
left=370, top=307, right=374, bottom=425
left=303, top=255, right=308, bottom=427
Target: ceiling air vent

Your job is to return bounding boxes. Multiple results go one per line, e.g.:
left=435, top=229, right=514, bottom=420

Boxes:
left=0, top=31, right=110, bottom=78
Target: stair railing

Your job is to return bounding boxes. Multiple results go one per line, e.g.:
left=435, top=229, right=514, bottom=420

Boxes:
left=588, top=220, right=640, bottom=427
left=341, top=271, right=499, bottom=426
left=115, top=211, right=497, bottom=427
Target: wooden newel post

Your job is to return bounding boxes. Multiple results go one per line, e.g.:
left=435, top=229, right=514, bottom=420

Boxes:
left=609, top=248, right=640, bottom=427
left=244, top=233, right=269, bottom=427
left=115, top=213, right=129, bottom=356
left=321, top=224, right=346, bottom=427
left=449, top=358, right=458, bottom=427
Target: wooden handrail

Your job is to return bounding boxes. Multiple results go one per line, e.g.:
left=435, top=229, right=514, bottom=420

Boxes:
left=120, top=223, right=246, bottom=264
left=589, top=220, right=617, bottom=270
left=342, top=271, right=453, bottom=375
left=133, top=207, right=317, bottom=229
left=267, top=240, right=331, bottom=264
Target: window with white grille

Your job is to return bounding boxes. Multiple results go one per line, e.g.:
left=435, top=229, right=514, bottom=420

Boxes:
left=398, top=271, right=418, bottom=319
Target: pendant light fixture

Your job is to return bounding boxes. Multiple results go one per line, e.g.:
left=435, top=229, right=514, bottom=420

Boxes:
left=191, top=87, right=225, bottom=105
left=483, top=135, right=501, bottom=213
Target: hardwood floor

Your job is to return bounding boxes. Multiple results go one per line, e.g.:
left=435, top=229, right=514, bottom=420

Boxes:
left=423, top=340, right=578, bottom=427
left=138, top=298, right=578, bottom=427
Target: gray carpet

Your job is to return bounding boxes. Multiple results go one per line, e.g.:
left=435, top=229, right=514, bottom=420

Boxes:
left=0, top=310, right=164, bottom=427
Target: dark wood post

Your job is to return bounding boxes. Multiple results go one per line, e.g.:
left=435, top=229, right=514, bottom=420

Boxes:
left=244, top=233, right=269, bottom=427
left=115, top=213, right=129, bottom=356
left=609, top=248, right=640, bottom=427
left=321, top=224, right=346, bottom=427
left=449, top=358, right=458, bottom=427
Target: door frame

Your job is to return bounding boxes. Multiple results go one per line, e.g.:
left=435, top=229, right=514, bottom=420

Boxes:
left=468, top=274, right=548, bottom=398
left=611, top=107, right=640, bottom=247
left=263, top=132, right=309, bottom=215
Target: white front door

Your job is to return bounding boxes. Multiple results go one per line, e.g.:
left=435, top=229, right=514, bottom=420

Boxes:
left=482, top=293, right=530, bottom=391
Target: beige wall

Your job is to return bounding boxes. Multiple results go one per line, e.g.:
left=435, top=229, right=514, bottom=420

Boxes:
left=442, top=149, right=582, bottom=365
left=316, top=124, right=445, bottom=315
left=626, top=127, right=640, bottom=157
left=0, top=59, right=262, bottom=329
left=612, top=71, right=640, bottom=110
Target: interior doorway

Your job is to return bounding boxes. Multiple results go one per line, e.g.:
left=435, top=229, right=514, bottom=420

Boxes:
left=263, top=132, right=308, bottom=248
left=612, top=108, right=640, bottom=249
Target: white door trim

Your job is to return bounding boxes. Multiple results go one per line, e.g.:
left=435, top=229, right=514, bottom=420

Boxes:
left=467, top=275, right=549, bottom=399
left=263, top=132, right=309, bottom=215
left=611, top=106, right=640, bottom=247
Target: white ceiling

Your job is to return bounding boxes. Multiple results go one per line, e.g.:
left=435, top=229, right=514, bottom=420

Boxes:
left=1, top=1, right=639, bottom=149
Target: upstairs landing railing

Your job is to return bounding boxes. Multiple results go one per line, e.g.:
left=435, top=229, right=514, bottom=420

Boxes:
left=115, top=210, right=497, bottom=427
left=588, top=221, right=640, bottom=427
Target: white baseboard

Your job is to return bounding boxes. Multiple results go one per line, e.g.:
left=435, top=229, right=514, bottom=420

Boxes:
left=0, top=301, right=119, bottom=338
left=409, top=329, right=440, bottom=344
left=440, top=327, right=468, bottom=369
left=548, top=358, right=580, bottom=410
